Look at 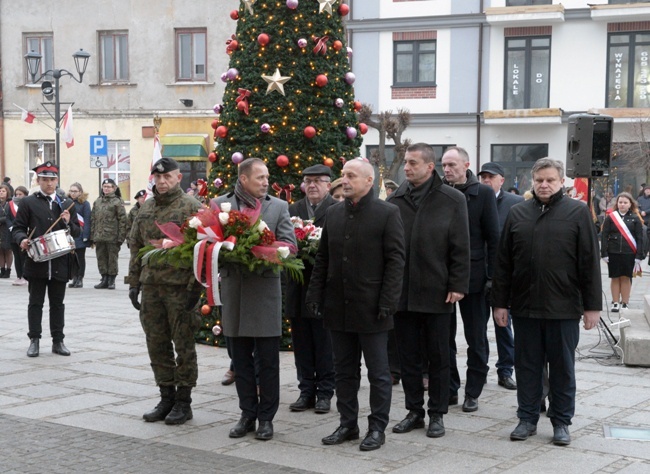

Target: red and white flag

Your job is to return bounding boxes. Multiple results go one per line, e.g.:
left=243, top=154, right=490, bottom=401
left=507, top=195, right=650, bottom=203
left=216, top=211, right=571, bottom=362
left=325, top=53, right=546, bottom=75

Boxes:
left=61, top=105, right=74, bottom=148
left=147, top=133, right=163, bottom=197
left=21, top=109, right=35, bottom=124
left=77, top=214, right=85, bottom=228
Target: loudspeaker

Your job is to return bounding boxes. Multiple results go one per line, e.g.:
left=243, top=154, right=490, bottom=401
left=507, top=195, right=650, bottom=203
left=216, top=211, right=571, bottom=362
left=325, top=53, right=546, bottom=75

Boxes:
left=566, top=114, right=613, bottom=178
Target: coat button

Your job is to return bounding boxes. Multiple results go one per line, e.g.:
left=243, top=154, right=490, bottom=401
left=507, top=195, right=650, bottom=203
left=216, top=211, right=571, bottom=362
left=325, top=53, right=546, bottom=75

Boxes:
left=349, top=215, right=353, bottom=219
left=343, top=256, right=348, bottom=262
left=345, top=234, right=350, bottom=239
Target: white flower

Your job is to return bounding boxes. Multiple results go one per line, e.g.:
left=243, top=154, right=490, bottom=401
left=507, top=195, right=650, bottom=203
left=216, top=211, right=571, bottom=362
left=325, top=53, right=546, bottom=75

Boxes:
left=257, top=220, right=269, bottom=233
left=219, top=212, right=229, bottom=225
left=220, top=202, right=232, bottom=212
left=277, top=246, right=290, bottom=259
left=308, top=228, right=322, bottom=240
left=290, top=216, right=303, bottom=227
left=188, top=216, right=202, bottom=229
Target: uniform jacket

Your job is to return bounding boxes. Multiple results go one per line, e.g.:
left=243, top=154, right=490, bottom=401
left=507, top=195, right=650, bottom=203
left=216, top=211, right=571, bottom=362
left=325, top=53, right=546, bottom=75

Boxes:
left=11, top=192, right=80, bottom=281
left=214, top=192, right=296, bottom=338
left=72, top=194, right=92, bottom=249
left=496, top=189, right=524, bottom=231
left=91, top=192, right=127, bottom=243
left=491, top=190, right=602, bottom=320
left=601, top=210, right=644, bottom=259
left=126, top=202, right=141, bottom=241
left=286, top=194, right=336, bottom=319
left=388, top=172, right=470, bottom=313
left=306, top=190, right=406, bottom=333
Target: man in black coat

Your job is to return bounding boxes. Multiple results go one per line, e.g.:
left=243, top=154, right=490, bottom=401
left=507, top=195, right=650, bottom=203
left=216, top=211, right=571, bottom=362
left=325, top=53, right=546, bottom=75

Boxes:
left=12, top=162, right=80, bottom=357
left=286, top=164, right=336, bottom=414
left=441, top=147, right=500, bottom=413
left=387, top=143, right=470, bottom=438
left=306, top=158, right=405, bottom=452
left=478, top=162, right=524, bottom=391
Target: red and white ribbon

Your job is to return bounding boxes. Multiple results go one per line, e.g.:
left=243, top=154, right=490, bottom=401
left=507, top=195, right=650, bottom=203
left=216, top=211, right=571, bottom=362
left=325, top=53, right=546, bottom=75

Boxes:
left=193, top=225, right=235, bottom=306
left=607, top=209, right=637, bottom=254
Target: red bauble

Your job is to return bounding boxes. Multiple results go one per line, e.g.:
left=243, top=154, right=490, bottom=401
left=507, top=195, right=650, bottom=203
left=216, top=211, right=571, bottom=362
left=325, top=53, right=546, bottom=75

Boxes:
left=276, top=155, right=290, bottom=167
left=208, top=152, right=217, bottom=163
left=354, top=101, right=363, bottom=111
left=257, top=33, right=270, bottom=46
left=332, top=40, right=343, bottom=51
left=216, top=125, right=228, bottom=138
left=201, top=304, right=211, bottom=315
left=226, top=40, right=239, bottom=54
left=237, top=101, right=248, bottom=112
left=315, top=74, right=328, bottom=87
left=304, top=126, right=317, bottom=138
left=211, top=119, right=219, bottom=130
left=230, top=10, right=239, bottom=20
left=338, top=4, right=350, bottom=16
left=359, top=123, right=369, bottom=135
left=323, top=157, right=335, bottom=168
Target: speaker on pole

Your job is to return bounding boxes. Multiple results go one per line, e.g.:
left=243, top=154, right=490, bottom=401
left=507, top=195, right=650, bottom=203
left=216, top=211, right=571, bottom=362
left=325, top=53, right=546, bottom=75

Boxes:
left=566, top=113, right=613, bottom=178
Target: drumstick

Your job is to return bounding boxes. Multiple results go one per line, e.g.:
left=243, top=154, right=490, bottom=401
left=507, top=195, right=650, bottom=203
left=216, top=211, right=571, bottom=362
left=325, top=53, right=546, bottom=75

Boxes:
left=43, top=201, right=76, bottom=235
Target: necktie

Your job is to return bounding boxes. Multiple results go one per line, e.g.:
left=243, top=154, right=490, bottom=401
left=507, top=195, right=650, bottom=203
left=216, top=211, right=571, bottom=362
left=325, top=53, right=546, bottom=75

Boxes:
left=47, top=196, right=53, bottom=210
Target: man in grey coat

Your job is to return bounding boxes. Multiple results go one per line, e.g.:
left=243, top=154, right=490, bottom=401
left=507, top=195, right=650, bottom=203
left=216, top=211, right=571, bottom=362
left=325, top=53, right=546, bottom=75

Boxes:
left=213, top=158, right=296, bottom=442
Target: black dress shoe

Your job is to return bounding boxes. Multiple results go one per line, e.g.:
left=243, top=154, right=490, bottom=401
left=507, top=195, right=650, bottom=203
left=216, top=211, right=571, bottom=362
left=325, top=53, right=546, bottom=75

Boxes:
left=255, top=420, right=273, bottom=440
left=52, top=342, right=71, bottom=356
left=449, top=394, right=458, bottom=406
left=392, top=411, right=425, bottom=433
left=322, top=425, right=360, bottom=445
left=427, top=414, right=445, bottom=438
left=229, top=417, right=256, bottom=438
left=552, top=424, right=571, bottom=446
left=498, top=376, right=517, bottom=390
left=510, top=420, right=537, bottom=441
left=290, top=395, right=315, bottom=412
left=314, top=397, right=331, bottom=414
left=462, top=396, right=478, bottom=412
left=221, top=369, right=236, bottom=386
left=27, top=338, right=40, bottom=357
left=359, top=430, right=385, bottom=451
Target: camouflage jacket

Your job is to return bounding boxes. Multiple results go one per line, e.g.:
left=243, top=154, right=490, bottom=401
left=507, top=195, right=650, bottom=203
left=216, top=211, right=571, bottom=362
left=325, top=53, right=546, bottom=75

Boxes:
left=125, top=202, right=141, bottom=242
left=90, top=192, right=127, bottom=243
left=127, top=185, right=202, bottom=288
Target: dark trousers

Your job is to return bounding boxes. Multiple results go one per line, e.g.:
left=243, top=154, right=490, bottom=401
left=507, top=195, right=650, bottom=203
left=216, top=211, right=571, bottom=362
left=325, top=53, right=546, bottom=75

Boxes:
left=387, top=329, right=401, bottom=380
left=330, top=330, right=391, bottom=432
left=73, top=248, right=86, bottom=278
left=395, top=311, right=450, bottom=418
left=27, top=278, right=66, bottom=342
left=513, top=317, right=579, bottom=426
left=11, top=243, right=26, bottom=279
left=449, top=292, right=490, bottom=399
left=494, top=309, right=515, bottom=378
left=290, top=317, right=335, bottom=399
left=231, top=336, right=280, bottom=422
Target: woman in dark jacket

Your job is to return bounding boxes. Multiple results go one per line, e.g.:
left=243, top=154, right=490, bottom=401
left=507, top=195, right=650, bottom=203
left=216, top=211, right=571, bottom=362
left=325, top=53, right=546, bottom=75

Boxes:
left=601, top=192, right=645, bottom=312
left=8, top=186, right=29, bottom=285
left=0, top=184, right=14, bottom=278
left=68, top=182, right=92, bottom=288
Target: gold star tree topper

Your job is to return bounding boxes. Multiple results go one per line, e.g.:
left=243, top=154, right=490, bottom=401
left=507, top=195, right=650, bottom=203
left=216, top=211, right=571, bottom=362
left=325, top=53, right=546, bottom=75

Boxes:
left=261, top=68, right=292, bottom=96
left=317, top=0, right=337, bottom=15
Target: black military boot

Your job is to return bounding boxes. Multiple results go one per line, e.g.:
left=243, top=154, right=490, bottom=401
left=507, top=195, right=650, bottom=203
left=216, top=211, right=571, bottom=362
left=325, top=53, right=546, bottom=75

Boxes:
left=3, top=268, right=10, bottom=279
left=75, top=277, right=83, bottom=288
left=107, top=275, right=116, bottom=290
left=165, top=386, right=193, bottom=425
left=68, top=276, right=79, bottom=288
left=0, top=267, right=7, bottom=278
left=94, top=275, right=108, bottom=289
left=143, top=386, right=176, bottom=422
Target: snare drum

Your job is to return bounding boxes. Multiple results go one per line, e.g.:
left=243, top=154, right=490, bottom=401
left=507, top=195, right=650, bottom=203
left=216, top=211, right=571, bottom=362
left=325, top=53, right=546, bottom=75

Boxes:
left=27, top=229, right=76, bottom=262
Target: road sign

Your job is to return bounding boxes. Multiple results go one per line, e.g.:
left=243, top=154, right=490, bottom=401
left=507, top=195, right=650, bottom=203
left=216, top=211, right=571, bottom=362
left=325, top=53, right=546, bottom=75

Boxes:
left=90, top=156, right=108, bottom=169
left=90, top=135, right=108, bottom=156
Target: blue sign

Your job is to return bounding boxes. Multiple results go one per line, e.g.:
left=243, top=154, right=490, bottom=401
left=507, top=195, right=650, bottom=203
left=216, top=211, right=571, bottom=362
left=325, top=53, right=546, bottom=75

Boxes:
left=90, top=135, right=108, bottom=156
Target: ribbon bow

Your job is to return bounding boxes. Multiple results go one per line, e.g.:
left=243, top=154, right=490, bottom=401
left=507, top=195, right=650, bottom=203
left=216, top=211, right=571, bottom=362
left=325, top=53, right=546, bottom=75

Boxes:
left=312, top=35, right=330, bottom=55
left=272, top=182, right=295, bottom=202
left=235, top=88, right=251, bottom=115
left=193, top=220, right=236, bottom=307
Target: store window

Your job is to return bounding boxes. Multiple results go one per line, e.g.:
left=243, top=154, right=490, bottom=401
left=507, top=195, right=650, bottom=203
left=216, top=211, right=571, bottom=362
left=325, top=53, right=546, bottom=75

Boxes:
left=102, top=141, right=131, bottom=201
left=491, top=143, right=549, bottom=191
left=607, top=32, right=650, bottom=108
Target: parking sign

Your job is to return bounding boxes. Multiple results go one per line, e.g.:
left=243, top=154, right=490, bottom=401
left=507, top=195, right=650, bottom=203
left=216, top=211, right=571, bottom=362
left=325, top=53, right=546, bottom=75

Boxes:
left=90, top=135, right=108, bottom=156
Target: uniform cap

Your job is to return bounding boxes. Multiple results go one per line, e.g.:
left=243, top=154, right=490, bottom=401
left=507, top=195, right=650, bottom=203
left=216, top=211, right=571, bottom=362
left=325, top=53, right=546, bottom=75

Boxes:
left=134, top=189, right=146, bottom=199
left=102, top=178, right=117, bottom=186
left=152, top=157, right=180, bottom=174
left=32, top=162, right=58, bottom=177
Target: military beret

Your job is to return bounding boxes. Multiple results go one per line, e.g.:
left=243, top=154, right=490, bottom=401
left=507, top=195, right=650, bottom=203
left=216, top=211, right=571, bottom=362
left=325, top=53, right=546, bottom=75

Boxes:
left=32, top=161, right=58, bottom=177
left=152, top=157, right=180, bottom=174
left=478, top=162, right=505, bottom=177
left=102, top=178, right=117, bottom=186
left=134, top=189, right=146, bottom=199
left=302, top=164, right=332, bottom=177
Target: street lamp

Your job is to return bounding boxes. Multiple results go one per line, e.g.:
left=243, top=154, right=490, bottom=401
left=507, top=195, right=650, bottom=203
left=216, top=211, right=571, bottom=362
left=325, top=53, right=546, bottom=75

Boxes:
left=24, top=49, right=91, bottom=171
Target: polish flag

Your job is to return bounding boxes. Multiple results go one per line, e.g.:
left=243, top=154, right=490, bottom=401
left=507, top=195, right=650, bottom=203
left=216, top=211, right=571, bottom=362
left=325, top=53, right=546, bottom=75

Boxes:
left=147, top=133, right=163, bottom=197
left=77, top=214, right=85, bottom=228
left=61, top=105, right=74, bottom=148
left=21, top=109, right=36, bottom=124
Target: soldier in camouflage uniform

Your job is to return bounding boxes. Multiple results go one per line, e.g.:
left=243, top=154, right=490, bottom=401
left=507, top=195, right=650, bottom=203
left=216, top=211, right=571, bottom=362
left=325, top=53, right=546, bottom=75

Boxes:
left=127, top=157, right=203, bottom=426
left=91, top=178, right=127, bottom=289
left=125, top=189, right=147, bottom=242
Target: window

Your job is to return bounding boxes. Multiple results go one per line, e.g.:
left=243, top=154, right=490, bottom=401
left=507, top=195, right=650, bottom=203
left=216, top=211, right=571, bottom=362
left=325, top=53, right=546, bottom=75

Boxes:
left=102, top=141, right=131, bottom=201
left=504, top=36, right=551, bottom=109
left=607, top=32, right=650, bottom=108
left=99, top=31, right=129, bottom=82
left=393, top=40, right=436, bottom=86
left=27, top=141, right=55, bottom=185
left=176, top=29, right=207, bottom=82
left=506, top=0, right=552, bottom=5
left=178, top=161, right=207, bottom=191
left=24, top=34, right=54, bottom=82
left=609, top=1, right=650, bottom=4
left=491, top=144, right=549, bottom=191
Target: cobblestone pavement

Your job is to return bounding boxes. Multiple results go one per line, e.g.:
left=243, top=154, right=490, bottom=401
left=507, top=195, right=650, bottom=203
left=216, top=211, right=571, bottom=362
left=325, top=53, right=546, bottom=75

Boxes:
left=1, top=247, right=649, bottom=473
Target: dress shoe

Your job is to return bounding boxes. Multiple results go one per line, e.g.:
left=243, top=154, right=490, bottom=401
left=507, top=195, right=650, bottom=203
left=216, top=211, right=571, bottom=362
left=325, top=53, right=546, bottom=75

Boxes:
left=322, top=425, right=360, bottom=445
left=27, top=338, right=40, bottom=357
left=498, top=376, right=517, bottom=390
left=359, top=430, right=385, bottom=451
left=392, top=411, right=425, bottom=433
left=510, top=420, right=537, bottom=441
left=462, top=396, right=478, bottom=412
left=52, top=341, right=71, bottom=356
left=426, top=414, right=445, bottom=438
left=314, top=397, right=331, bottom=414
left=229, top=417, right=256, bottom=438
left=449, top=394, right=458, bottom=406
left=552, top=424, right=571, bottom=446
left=289, top=395, right=315, bottom=412
left=255, top=420, right=274, bottom=440
left=221, top=369, right=236, bottom=386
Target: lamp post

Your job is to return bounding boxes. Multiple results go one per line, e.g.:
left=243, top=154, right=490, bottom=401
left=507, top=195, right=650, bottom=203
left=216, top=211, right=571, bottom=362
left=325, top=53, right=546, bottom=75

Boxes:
left=24, top=49, right=91, bottom=173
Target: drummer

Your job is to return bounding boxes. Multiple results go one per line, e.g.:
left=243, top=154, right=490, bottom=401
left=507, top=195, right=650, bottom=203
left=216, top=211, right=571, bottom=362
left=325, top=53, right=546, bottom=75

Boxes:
left=12, top=162, right=80, bottom=358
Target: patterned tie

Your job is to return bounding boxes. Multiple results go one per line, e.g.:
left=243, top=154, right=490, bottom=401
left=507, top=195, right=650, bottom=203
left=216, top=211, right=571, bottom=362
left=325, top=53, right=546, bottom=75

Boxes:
left=47, top=195, right=53, bottom=210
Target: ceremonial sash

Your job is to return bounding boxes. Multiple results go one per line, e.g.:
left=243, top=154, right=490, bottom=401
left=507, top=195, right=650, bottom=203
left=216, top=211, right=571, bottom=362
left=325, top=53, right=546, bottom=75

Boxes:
left=9, top=201, right=18, bottom=217
left=607, top=209, right=637, bottom=253
left=77, top=214, right=85, bottom=228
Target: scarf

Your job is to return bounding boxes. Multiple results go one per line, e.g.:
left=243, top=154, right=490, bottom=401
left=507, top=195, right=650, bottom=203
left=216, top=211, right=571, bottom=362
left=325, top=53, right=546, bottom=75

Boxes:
left=234, top=179, right=260, bottom=209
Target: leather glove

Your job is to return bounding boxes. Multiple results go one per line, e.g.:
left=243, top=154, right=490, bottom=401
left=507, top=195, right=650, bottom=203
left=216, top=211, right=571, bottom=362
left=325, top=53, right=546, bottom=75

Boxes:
left=377, top=306, right=392, bottom=321
left=602, top=257, right=609, bottom=263
left=307, top=302, right=321, bottom=318
left=129, top=286, right=141, bottom=311
left=185, top=289, right=203, bottom=310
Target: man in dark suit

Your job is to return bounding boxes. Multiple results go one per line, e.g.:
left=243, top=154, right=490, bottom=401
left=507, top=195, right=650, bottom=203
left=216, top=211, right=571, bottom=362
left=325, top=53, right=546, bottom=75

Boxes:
left=286, top=164, right=336, bottom=413
left=306, top=158, right=405, bottom=452
left=441, top=147, right=500, bottom=413
left=478, top=162, right=524, bottom=391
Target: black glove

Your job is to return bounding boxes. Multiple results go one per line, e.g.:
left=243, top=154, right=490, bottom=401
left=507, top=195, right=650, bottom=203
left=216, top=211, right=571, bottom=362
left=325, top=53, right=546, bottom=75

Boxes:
left=185, top=289, right=203, bottom=310
left=129, top=286, right=141, bottom=311
left=484, top=279, right=492, bottom=300
left=377, top=306, right=392, bottom=321
left=307, top=302, right=321, bottom=318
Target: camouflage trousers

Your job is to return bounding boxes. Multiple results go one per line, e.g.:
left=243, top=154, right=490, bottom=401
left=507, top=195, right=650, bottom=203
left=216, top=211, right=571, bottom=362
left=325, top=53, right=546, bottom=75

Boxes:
left=140, top=284, right=201, bottom=387
left=95, top=242, right=121, bottom=275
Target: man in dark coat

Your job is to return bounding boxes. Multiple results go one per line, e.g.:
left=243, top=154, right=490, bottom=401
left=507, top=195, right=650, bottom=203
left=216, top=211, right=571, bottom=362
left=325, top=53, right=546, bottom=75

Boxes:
left=478, top=162, right=524, bottom=391
left=286, top=164, right=336, bottom=413
left=12, top=162, right=80, bottom=357
left=441, top=146, right=500, bottom=413
left=492, top=158, right=602, bottom=446
left=306, top=158, right=405, bottom=452
left=387, top=143, right=470, bottom=438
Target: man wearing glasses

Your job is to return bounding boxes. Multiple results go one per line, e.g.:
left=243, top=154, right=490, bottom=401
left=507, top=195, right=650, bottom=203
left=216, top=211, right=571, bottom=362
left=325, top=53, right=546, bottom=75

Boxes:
left=286, top=165, right=337, bottom=414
